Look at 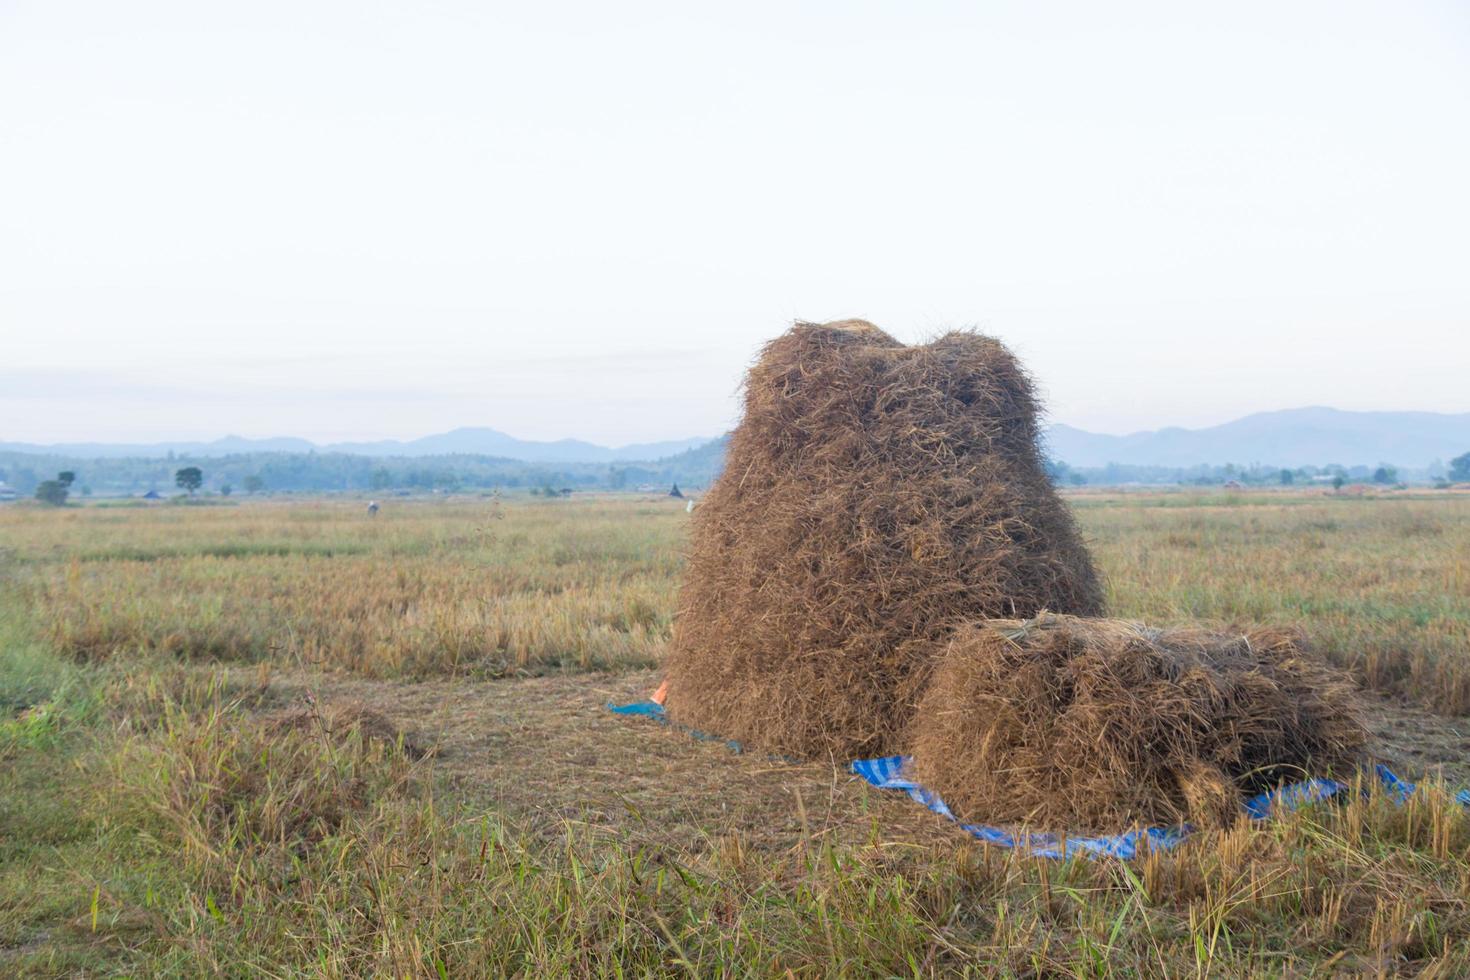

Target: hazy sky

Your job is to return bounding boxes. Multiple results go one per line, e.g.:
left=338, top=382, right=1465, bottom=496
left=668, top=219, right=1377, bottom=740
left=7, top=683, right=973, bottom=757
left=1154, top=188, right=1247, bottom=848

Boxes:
left=3, top=1, right=1467, bottom=446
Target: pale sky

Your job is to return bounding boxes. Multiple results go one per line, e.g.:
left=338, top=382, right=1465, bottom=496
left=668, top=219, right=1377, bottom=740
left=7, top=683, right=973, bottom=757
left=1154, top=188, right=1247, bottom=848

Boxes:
left=3, top=1, right=1467, bottom=446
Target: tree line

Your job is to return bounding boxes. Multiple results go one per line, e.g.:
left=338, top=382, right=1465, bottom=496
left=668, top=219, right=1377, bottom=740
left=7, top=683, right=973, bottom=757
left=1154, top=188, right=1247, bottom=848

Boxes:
left=3, top=448, right=723, bottom=499
left=9, top=447, right=1468, bottom=502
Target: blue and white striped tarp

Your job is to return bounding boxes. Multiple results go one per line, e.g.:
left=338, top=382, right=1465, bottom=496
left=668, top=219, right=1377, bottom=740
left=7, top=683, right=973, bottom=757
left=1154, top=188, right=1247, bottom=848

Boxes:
left=850, top=757, right=1469, bottom=859
left=609, top=699, right=1467, bottom=860
left=848, top=754, right=1189, bottom=859
left=1370, top=763, right=1470, bottom=808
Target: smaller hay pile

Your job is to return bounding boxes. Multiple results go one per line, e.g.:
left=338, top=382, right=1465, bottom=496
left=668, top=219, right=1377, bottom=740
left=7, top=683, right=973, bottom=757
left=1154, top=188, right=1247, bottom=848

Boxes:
left=909, top=615, right=1367, bottom=831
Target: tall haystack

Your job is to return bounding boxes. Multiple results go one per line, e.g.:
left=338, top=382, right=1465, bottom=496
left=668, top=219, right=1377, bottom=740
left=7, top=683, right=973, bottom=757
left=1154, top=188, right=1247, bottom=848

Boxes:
left=662, top=320, right=1104, bottom=756
left=909, top=615, right=1367, bottom=831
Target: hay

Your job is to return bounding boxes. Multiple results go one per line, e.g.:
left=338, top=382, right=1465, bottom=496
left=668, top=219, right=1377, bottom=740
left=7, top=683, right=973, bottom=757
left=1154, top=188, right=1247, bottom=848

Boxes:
left=909, top=615, right=1368, bottom=831
left=663, top=320, right=1104, bottom=756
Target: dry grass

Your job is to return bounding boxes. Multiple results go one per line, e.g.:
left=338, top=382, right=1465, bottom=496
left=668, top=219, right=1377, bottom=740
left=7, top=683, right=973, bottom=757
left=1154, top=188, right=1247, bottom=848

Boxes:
left=5, top=490, right=1470, bottom=708
left=9, top=497, right=681, bottom=677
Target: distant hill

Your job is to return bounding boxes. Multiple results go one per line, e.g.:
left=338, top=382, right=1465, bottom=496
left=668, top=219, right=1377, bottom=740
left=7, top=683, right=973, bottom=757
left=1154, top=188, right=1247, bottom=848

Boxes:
left=0, top=435, right=320, bottom=458
left=324, top=428, right=712, bottom=463
left=639, top=434, right=729, bottom=487
left=1043, top=408, right=1469, bottom=468
left=0, top=428, right=714, bottom=464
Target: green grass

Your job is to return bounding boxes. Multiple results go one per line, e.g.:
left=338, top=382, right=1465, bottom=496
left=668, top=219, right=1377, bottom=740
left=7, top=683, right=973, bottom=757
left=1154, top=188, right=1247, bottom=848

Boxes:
left=5, top=665, right=1468, bottom=975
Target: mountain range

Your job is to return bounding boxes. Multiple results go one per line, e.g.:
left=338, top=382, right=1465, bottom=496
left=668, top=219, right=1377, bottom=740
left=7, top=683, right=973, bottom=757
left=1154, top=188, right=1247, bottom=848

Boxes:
left=1042, top=408, right=1468, bottom=469
left=3, top=408, right=1466, bottom=469
left=0, top=428, right=712, bottom=464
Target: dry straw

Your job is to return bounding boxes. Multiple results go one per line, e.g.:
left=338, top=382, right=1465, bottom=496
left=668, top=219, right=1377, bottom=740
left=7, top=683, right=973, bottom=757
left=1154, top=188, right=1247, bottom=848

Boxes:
left=909, top=615, right=1367, bottom=831
left=663, top=320, right=1104, bottom=756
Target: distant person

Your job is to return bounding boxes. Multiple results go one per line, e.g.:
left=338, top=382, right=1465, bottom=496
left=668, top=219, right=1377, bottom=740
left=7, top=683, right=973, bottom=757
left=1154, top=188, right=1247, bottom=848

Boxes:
left=367, top=500, right=380, bottom=517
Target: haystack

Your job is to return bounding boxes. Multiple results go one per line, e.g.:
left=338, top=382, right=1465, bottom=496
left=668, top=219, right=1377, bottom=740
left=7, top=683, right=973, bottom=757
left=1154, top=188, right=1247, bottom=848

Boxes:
left=909, top=615, right=1367, bottom=831
left=662, top=320, right=1104, bottom=756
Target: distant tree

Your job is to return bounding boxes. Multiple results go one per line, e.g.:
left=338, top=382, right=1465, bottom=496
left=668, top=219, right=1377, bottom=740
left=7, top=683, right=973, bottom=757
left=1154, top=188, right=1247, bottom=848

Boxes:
left=243, top=475, right=265, bottom=494
left=175, top=466, right=204, bottom=495
left=80, top=485, right=92, bottom=497
left=1450, top=451, right=1470, bottom=483
left=219, top=483, right=233, bottom=497
left=1372, top=465, right=1397, bottom=485
left=57, top=471, right=76, bottom=487
left=371, top=467, right=392, bottom=491
left=35, top=480, right=68, bottom=506
left=1279, top=469, right=1294, bottom=486
left=1332, top=475, right=1346, bottom=490
left=1046, top=458, right=1088, bottom=487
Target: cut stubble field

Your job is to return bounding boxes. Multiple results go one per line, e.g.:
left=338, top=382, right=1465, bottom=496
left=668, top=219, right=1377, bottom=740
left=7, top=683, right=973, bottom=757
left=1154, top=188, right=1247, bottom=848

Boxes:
left=3, top=491, right=1470, bottom=975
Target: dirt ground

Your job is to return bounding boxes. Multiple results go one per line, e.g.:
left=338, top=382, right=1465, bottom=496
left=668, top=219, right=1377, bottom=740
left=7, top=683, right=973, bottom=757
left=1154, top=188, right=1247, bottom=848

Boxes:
left=249, top=668, right=962, bottom=857
left=245, top=667, right=1470, bottom=854
left=1363, top=696, right=1470, bottom=787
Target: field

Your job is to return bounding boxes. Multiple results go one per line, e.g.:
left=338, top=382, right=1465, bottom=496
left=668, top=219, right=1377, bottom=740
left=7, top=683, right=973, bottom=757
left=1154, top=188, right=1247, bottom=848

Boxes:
left=3, top=492, right=1470, bottom=975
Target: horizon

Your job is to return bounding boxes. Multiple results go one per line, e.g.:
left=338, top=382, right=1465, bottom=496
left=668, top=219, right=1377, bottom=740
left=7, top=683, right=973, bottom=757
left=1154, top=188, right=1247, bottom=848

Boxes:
left=3, top=403, right=1466, bottom=453
left=4, top=2, right=1469, bottom=444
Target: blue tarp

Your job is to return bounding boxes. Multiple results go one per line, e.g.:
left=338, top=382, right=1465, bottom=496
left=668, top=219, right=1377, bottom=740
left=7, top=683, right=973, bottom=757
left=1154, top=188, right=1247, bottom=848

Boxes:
left=849, top=755, right=1189, bottom=859
left=607, top=700, right=668, bottom=718
left=609, top=699, right=1467, bottom=860
left=607, top=699, right=744, bottom=752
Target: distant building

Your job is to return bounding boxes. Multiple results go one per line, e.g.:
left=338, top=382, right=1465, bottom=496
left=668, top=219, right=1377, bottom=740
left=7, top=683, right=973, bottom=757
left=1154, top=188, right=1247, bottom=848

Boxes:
left=141, top=489, right=162, bottom=500
left=669, top=483, right=684, bottom=498
left=0, top=482, right=17, bottom=502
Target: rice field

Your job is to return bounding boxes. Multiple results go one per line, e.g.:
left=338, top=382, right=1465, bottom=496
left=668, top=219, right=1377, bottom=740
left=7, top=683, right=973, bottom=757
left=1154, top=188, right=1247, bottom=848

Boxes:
left=3, top=491, right=1469, bottom=975
left=15, top=498, right=681, bottom=678
left=10, top=491, right=1468, bottom=708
